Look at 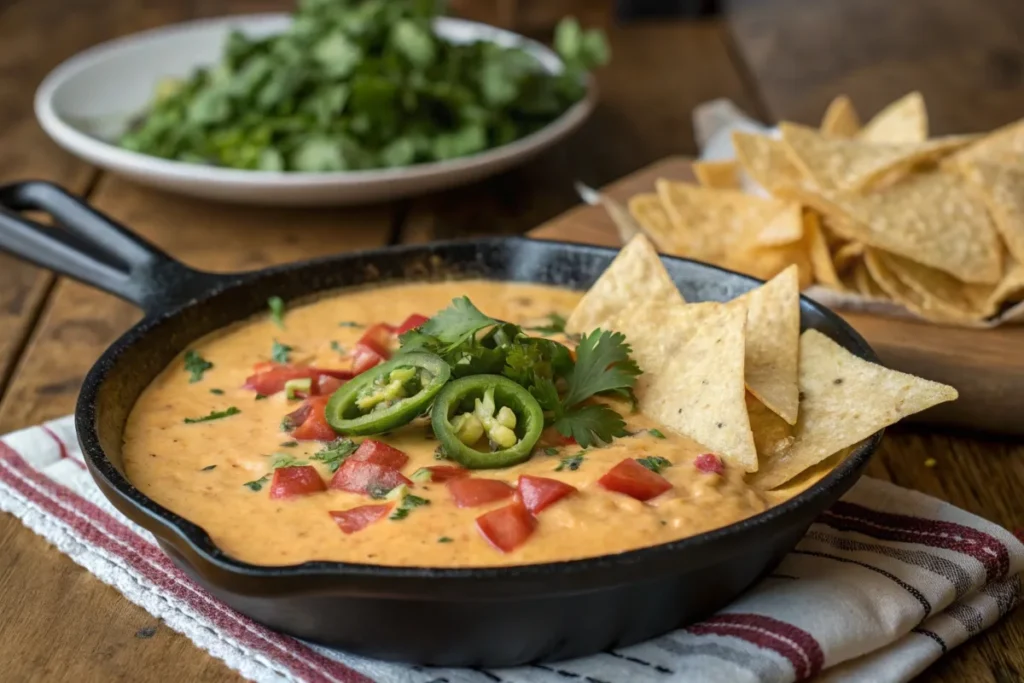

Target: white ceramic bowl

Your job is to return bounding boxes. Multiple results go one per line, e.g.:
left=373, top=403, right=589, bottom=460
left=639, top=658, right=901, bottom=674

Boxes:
left=35, top=13, right=595, bottom=206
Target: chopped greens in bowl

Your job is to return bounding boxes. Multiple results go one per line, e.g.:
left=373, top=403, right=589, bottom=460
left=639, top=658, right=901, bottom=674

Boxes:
left=119, top=0, right=609, bottom=173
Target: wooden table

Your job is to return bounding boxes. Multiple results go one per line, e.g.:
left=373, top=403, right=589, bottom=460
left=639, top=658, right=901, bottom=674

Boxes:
left=1, top=0, right=1022, bottom=680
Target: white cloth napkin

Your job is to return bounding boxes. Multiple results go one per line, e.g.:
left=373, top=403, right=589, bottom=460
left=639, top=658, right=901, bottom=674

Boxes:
left=1, top=415, right=1021, bottom=683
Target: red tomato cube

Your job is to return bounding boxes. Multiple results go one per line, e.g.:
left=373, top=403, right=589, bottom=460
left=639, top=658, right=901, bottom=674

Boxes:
left=329, top=460, right=411, bottom=496
left=351, top=343, right=386, bottom=375
left=329, top=504, right=392, bottom=534
left=598, top=458, right=672, bottom=501
left=289, top=396, right=336, bottom=441
left=395, top=313, right=430, bottom=335
left=515, top=475, right=577, bottom=514
left=269, top=466, right=326, bottom=500
left=357, top=323, right=395, bottom=358
left=476, top=503, right=536, bottom=552
left=694, top=452, right=724, bottom=475
left=423, top=465, right=469, bottom=482
left=350, top=439, right=409, bottom=469
left=447, top=478, right=515, bottom=508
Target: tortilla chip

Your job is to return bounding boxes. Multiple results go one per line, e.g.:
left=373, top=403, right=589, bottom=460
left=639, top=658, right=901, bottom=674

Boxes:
left=875, top=250, right=996, bottom=319
left=820, top=95, right=861, bottom=137
left=731, top=265, right=801, bottom=425
left=780, top=123, right=972, bottom=191
left=851, top=259, right=888, bottom=299
left=755, top=202, right=804, bottom=247
left=640, top=302, right=759, bottom=472
left=858, top=91, right=928, bottom=143
left=862, top=248, right=982, bottom=323
left=566, top=234, right=684, bottom=334
left=960, top=161, right=1024, bottom=265
left=746, top=393, right=795, bottom=462
left=947, top=117, right=1024, bottom=169
left=628, top=193, right=675, bottom=241
left=727, top=233, right=814, bottom=290
left=792, top=171, right=1003, bottom=284
left=751, top=328, right=958, bottom=489
left=805, top=211, right=840, bottom=287
left=693, top=160, right=740, bottom=189
left=732, top=131, right=807, bottom=193
left=832, top=241, right=865, bottom=275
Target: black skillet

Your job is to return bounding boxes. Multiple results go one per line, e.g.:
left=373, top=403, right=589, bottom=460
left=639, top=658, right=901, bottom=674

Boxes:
left=0, top=181, right=881, bottom=667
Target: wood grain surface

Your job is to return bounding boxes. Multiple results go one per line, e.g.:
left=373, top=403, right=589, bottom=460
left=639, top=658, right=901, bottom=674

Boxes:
left=0, top=0, right=1022, bottom=681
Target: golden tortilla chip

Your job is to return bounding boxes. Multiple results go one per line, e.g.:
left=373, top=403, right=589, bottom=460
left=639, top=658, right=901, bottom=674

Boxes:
left=960, top=161, right=1024, bottom=265
left=746, top=393, right=795, bottom=463
left=832, top=241, right=865, bottom=275
left=947, top=117, right=1024, bottom=169
left=876, top=250, right=996, bottom=319
left=640, top=302, right=759, bottom=472
left=851, top=259, right=887, bottom=299
left=731, top=266, right=801, bottom=425
left=862, top=248, right=982, bottom=323
left=755, top=202, right=804, bottom=247
left=566, top=234, right=684, bottom=334
left=732, top=131, right=807, bottom=193
left=628, top=193, right=675, bottom=242
left=792, top=171, right=1002, bottom=284
left=751, top=329, right=958, bottom=489
left=726, top=233, right=814, bottom=290
left=780, top=123, right=972, bottom=191
left=820, top=95, right=861, bottom=137
left=693, top=160, right=740, bottom=189
left=805, top=211, right=840, bottom=287
left=858, top=91, right=928, bottom=143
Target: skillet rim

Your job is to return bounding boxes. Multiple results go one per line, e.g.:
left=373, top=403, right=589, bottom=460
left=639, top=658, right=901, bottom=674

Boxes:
left=75, top=236, right=882, bottom=584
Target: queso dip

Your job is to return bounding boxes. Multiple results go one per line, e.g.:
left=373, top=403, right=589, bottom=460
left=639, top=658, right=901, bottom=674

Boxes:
left=123, top=281, right=795, bottom=568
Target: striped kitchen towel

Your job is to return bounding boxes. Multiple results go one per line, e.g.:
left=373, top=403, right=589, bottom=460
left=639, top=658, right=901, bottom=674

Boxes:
left=1, top=415, right=1021, bottom=683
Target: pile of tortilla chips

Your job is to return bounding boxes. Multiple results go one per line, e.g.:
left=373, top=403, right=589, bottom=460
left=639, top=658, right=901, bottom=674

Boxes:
left=626, top=91, right=1024, bottom=326
left=566, top=234, right=958, bottom=489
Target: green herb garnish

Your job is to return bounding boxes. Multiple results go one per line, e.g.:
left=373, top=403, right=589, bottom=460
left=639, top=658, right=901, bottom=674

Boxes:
left=543, top=447, right=559, bottom=456
left=209, top=388, right=224, bottom=395
left=268, top=296, right=285, bottom=328
left=390, top=493, right=430, bottom=521
left=255, top=394, right=268, bottom=401
left=527, top=312, right=567, bottom=336
left=271, top=340, right=293, bottom=364
left=243, top=474, right=270, bottom=491
left=200, top=465, right=217, bottom=471
left=184, top=406, right=240, bottom=423
left=269, top=453, right=307, bottom=469
left=339, top=321, right=363, bottom=328
left=330, top=340, right=345, bottom=354
left=279, top=440, right=299, bottom=448
left=555, top=452, right=585, bottom=472
left=438, top=536, right=453, bottom=543
left=636, top=456, right=672, bottom=474
left=312, top=438, right=359, bottom=473
left=184, top=350, right=213, bottom=383
left=648, top=429, right=666, bottom=439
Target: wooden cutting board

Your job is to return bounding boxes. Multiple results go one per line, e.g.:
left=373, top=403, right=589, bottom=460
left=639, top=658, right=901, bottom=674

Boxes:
left=529, top=156, right=1024, bottom=435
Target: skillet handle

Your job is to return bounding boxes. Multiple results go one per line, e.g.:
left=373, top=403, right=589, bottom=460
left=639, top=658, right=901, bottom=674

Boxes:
left=0, top=181, right=223, bottom=315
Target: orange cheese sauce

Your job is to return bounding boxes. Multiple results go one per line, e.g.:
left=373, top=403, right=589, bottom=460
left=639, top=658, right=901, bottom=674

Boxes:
left=123, top=281, right=785, bottom=567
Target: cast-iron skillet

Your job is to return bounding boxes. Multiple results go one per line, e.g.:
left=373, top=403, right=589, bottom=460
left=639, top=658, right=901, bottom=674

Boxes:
left=0, top=181, right=881, bottom=667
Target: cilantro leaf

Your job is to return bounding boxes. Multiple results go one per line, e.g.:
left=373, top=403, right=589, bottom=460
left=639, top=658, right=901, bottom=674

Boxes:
left=271, top=339, right=293, bottom=364
left=648, top=429, right=666, bottom=439
left=561, top=330, right=641, bottom=408
left=184, top=407, right=240, bottom=424
left=269, top=453, right=307, bottom=469
left=636, top=456, right=672, bottom=474
left=529, top=376, right=563, bottom=415
left=268, top=296, right=285, bottom=328
left=419, top=297, right=499, bottom=348
left=553, top=404, right=627, bottom=448
left=312, top=438, right=359, bottom=472
left=555, top=452, right=585, bottom=472
left=527, top=312, right=567, bottom=335
left=390, top=492, right=430, bottom=520
left=243, top=474, right=270, bottom=491
left=183, top=350, right=213, bottom=383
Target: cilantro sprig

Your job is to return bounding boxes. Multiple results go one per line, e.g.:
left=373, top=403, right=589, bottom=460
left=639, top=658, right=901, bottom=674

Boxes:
left=312, top=438, right=359, bottom=472
left=183, top=350, right=213, bottom=383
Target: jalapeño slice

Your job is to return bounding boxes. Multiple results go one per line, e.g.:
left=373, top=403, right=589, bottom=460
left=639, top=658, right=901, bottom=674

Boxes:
left=326, top=353, right=450, bottom=436
left=431, top=375, right=544, bottom=469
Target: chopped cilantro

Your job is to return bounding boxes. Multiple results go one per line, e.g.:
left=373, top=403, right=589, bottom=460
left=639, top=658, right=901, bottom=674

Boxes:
left=255, top=394, right=268, bottom=401
left=367, top=483, right=393, bottom=500
left=279, top=440, right=299, bottom=448
left=183, top=350, right=213, bottom=383
left=200, top=465, right=217, bottom=472
left=555, top=452, right=585, bottom=472
left=243, top=474, right=270, bottom=491
left=636, top=456, right=672, bottom=474
left=438, top=536, right=453, bottom=543
left=184, top=407, right=240, bottom=424
left=390, top=493, right=430, bottom=521
left=330, top=340, right=345, bottom=354
left=269, top=453, right=307, bottom=469
left=338, top=321, right=363, bottom=328
left=543, top=447, right=559, bottom=456
left=527, top=312, right=567, bottom=335
left=268, top=296, right=286, bottom=328
left=312, top=439, right=358, bottom=472
left=434, top=444, right=450, bottom=461
left=208, top=388, right=224, bottom=395
left=648, top=429, right=666, bottom=439
left=271, top=339, right=293, bottom=364
left=419, top=296, right=498, bottom=349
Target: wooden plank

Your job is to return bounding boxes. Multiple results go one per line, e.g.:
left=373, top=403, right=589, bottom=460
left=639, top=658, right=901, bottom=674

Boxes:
left=531, top=156, right=1024, bottom=436
left=530, top=161, right=1024, bottom=683
left=398, top=19, right=759, bottom=243
left=724, top=0, right=1024, bottom=133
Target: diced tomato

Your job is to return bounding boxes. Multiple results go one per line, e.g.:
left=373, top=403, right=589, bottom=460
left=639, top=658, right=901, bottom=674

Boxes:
left=244, top=363, right=353, bottom=396
left=329, top=504, right=392, bottom=534
left=538, top=427, right=577, bottom=449
left=330, top=460, right=411, bottom=496
left=395, top=313, right=429, bottom=335
left=315, top=375, right=345, bottom=396
left=269, top=466, right=326, bottom=499
left=598, top=458, right=673, bottom=501
left=694, top=452, right=725, bottom=475
left=423, top=465, right=469, bottom=482
left=515, top=475, right=577, bottom=514
left=447, top=478, right=514, bottom=508
left=351, top=343, right=386, bottom=375
left=350, top=439, right=409, bottom=469
left=357, top=323, right=394, bottom=358
left=290, top=396, right=336, bottom=441
left=476, top=502, right=536, bottom=553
